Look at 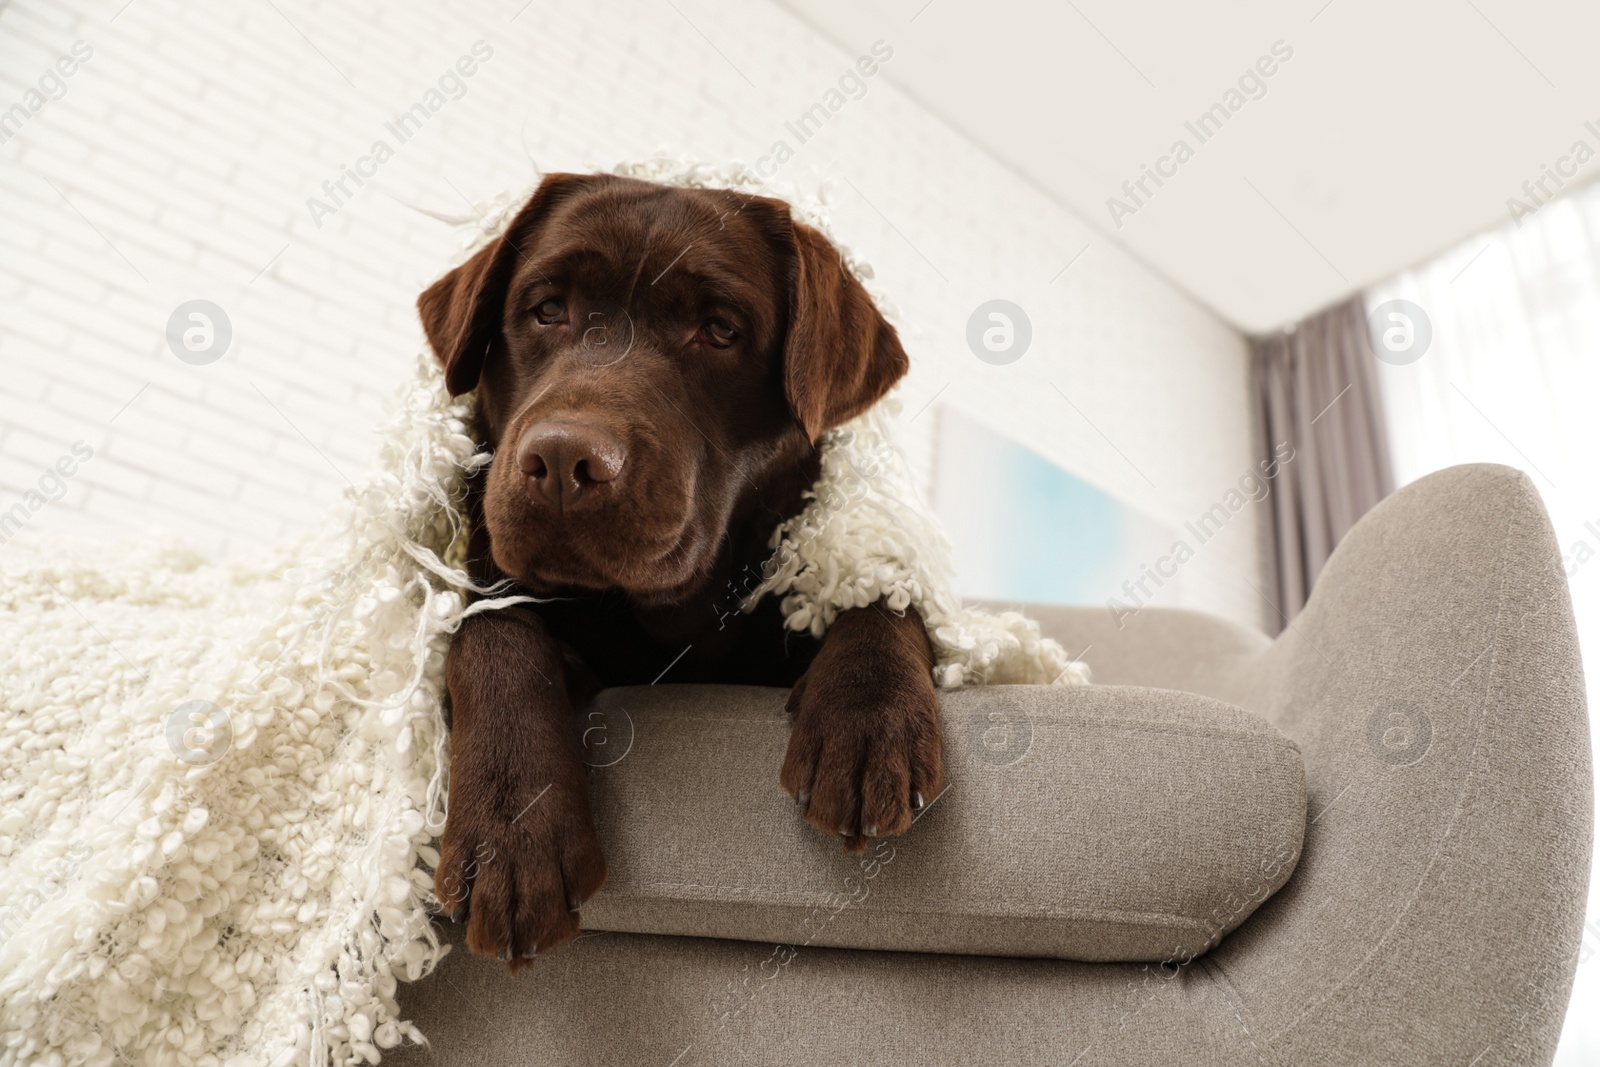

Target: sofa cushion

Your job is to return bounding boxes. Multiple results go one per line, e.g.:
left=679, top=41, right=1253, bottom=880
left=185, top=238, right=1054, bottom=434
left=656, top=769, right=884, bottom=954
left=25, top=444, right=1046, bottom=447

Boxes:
left=577, top=682, right=1306, bottom=963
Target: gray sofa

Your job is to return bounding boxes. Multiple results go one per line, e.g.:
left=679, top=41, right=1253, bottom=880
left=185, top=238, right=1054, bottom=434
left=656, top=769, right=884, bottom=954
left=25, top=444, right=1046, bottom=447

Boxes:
left=390, top=463, right=1592, bottom=1065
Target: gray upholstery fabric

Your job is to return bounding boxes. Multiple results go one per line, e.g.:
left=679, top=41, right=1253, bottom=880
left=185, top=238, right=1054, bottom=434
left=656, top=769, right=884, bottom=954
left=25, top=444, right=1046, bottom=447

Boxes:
left=579, top=683, right=1305, bottom=962
left=391, top=463, right=1591, bottom=1067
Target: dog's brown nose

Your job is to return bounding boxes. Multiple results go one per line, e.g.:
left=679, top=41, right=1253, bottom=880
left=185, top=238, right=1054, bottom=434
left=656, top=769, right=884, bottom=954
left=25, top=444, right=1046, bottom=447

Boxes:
left=516, top=421, right=626, bottom=508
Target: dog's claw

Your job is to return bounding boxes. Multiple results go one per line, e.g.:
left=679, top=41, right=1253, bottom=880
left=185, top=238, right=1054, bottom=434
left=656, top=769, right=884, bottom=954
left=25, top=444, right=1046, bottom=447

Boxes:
left=449, top=903, right=469, bottom=923
left=522, top=946, right=539, bottom=959
left=864, top=824, right=878, bottom=837
left=796, top=789, right=810, bottom=809
left=568, top=895, right=583, bottom=912
left=498, top=947, right=512, bottom=962
left=912, top=791, right=925, bottom=811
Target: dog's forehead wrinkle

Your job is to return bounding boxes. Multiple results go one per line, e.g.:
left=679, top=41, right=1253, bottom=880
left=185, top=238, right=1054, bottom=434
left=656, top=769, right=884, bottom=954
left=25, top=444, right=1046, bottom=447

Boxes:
left=530, top=189, right=779, bottom=328
left=622, top=232, right=653, bottom=309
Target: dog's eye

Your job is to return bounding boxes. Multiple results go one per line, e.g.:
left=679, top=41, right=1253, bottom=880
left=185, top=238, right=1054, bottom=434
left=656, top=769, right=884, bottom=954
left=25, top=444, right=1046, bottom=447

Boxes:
left=533, top=298, right=566, bottom=325
left=699, top=318, right=739, bottom=348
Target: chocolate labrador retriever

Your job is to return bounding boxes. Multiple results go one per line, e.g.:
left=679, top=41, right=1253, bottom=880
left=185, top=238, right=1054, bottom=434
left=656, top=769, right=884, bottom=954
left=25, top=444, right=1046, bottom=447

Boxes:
left=417, top=172, right=945, bottom=967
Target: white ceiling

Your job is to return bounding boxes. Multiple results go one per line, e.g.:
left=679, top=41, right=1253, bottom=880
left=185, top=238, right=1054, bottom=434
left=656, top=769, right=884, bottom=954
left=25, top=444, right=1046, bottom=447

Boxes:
left=775, top=0, right=1600, bottom=333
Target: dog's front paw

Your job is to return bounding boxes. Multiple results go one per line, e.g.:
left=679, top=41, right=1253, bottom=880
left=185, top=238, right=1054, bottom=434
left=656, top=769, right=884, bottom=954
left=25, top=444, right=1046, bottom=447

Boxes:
left=435, top=781, right=607, bottom=969
left=780, top=661, right=946, bottom=853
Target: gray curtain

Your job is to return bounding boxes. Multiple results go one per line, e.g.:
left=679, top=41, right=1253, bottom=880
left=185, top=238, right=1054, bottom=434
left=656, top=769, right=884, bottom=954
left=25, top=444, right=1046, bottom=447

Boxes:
left=1253, top=295, right=1395, bottom=629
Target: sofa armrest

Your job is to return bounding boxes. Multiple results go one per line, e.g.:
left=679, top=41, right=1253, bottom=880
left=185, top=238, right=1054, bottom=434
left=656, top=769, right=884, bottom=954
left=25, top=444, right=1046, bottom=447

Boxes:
left=578, top=682, right=1304, bottom=963
left=1209, top=463, right=1594, bottom=1064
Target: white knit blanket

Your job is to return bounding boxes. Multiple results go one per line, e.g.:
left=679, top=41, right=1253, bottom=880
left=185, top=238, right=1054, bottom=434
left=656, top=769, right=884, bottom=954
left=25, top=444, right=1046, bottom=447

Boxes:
left=0, top=364, right=493, bottom=1067
left=745, top=401, right=1088, bottom=687
left=0, top=162, right=1084, bottom=1067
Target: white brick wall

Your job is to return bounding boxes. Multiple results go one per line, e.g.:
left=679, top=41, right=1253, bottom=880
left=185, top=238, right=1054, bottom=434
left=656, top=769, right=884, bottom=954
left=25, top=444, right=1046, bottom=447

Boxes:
left=0, top=0, right=1266, bottom=630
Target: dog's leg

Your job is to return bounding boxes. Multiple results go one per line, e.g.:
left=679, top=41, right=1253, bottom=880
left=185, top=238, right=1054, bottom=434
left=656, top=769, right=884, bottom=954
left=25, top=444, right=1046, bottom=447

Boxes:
left=435, top=606, right=607, bottom=968
left=780, top=603, right=946, bottom=852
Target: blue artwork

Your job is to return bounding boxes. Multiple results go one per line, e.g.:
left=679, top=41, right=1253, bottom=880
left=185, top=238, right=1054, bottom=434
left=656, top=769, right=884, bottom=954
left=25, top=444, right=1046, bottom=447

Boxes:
left=931, top=407, right=1172, bottom=606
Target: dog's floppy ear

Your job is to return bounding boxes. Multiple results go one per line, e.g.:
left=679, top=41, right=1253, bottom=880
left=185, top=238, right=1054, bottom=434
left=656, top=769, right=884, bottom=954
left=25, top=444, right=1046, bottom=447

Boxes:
left=417, top=172, right=603, bottom=396
left=775, top=212, right=909, bottom=442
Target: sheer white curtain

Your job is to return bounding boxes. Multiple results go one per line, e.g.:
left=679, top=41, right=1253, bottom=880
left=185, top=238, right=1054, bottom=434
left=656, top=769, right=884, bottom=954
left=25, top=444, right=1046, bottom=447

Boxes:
left=1368, top=183, right=1600, bottom=1065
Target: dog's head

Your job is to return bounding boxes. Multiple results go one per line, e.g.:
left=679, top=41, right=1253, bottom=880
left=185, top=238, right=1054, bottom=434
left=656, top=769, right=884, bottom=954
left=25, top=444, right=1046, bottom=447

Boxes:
left=417, top=172, right=907, bottom=603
